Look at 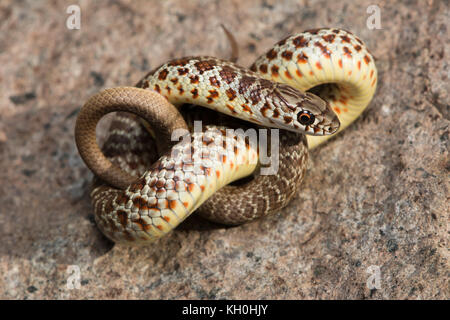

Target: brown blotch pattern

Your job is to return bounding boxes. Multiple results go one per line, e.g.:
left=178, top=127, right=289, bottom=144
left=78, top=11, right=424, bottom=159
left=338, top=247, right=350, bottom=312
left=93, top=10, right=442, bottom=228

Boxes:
left=276, top=37, right=289, bottom=46
left=259, top=64, right=268, bottom=74
left=283, top=115, right=293, bottom=123
left=218, top=65, right=237, bottom=84
left=133, top=218, right=151, bottom=231
left=281, top=50, right=293, bottom=60
left=132, top=196, right=145, bottom=209
left=238, top=76, right=257, bottom=95
left=226, top=88, right=236, bottom=101
left=315, top=42, right=331, bottom=58
left=177, top=67, right=189, bottom=75
left=207, top=89, right=219, bottom=103
left=158, top=69, right=169, bottom=81
left=194, top=60, right=216, bottom=74
left=189, top=75, right=199, bottom=84
left=322, top=34, right=336, bottom=43
left=191, top=88, right=199, bottom=99
left=168, top=57, right=191, bottom=67
left=340, top=35, right=351, bottom=43
left=293, top=35, right=309, bottom=48
left=266, top=48, right=278, bottom=60
left=248, top=88, right=262, bottom=105
left=271, top=65, right=279, bottom=76
left=273, top=108, right=280, bottom=118
left=343, top=46, right=352, bottom=58
left=209, top=76, right=221, bottom=88
left=140, top=80, right=149, bottom=89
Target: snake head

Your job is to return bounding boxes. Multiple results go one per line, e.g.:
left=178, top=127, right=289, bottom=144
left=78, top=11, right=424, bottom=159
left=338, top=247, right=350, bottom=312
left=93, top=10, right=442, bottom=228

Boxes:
left=268, top=83, right=340, bottom=136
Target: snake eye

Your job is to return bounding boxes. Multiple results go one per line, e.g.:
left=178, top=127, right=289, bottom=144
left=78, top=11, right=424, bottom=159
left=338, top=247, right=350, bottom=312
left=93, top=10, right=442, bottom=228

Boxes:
left=297, top=111, right=315, bottom=126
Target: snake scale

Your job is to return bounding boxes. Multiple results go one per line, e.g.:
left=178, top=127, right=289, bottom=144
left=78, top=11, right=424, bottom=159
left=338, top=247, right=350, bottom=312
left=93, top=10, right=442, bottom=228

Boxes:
left=75, top=28, right=377, bottom=243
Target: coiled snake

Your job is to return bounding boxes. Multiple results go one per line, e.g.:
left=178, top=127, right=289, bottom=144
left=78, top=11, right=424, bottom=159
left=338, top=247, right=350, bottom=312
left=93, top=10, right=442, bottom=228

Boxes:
left=75, top=28, right=377, bottom=243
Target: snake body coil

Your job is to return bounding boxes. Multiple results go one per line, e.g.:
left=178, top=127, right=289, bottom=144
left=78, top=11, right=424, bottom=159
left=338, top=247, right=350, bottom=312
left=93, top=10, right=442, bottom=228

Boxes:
left=75, top=28, right=377, bottom=243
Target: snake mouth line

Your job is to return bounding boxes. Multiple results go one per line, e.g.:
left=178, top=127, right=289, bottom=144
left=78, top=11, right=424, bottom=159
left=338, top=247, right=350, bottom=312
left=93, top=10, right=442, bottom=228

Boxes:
left=304, top=125, right=339, bottom=136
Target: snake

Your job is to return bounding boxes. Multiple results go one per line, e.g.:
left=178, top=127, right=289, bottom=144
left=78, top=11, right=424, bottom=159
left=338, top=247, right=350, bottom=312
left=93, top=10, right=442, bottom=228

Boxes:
left=75, top=28, right=377, bottom=243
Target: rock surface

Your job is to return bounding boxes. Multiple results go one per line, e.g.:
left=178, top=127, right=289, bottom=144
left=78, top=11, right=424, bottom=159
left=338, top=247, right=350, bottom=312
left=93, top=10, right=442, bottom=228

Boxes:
left=0, top=0, right=448, bottom=299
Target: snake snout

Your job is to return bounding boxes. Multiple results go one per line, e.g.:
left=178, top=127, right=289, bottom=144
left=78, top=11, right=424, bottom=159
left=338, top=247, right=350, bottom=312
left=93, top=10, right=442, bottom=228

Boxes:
left=320, top=108, right=340, bottom=136
left=323, top=99, right=341, bottom=135
left=327, top=114, right=341, bottom=134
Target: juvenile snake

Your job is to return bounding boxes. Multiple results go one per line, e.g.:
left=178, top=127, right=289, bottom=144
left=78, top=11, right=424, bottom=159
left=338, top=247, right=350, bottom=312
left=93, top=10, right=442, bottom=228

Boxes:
left=75, top=28, right=377, bottom=243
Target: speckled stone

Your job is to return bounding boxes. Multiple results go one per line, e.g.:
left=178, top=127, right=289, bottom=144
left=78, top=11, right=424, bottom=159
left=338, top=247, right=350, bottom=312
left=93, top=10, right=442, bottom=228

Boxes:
left=0, top=0, right=448, bottom=299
